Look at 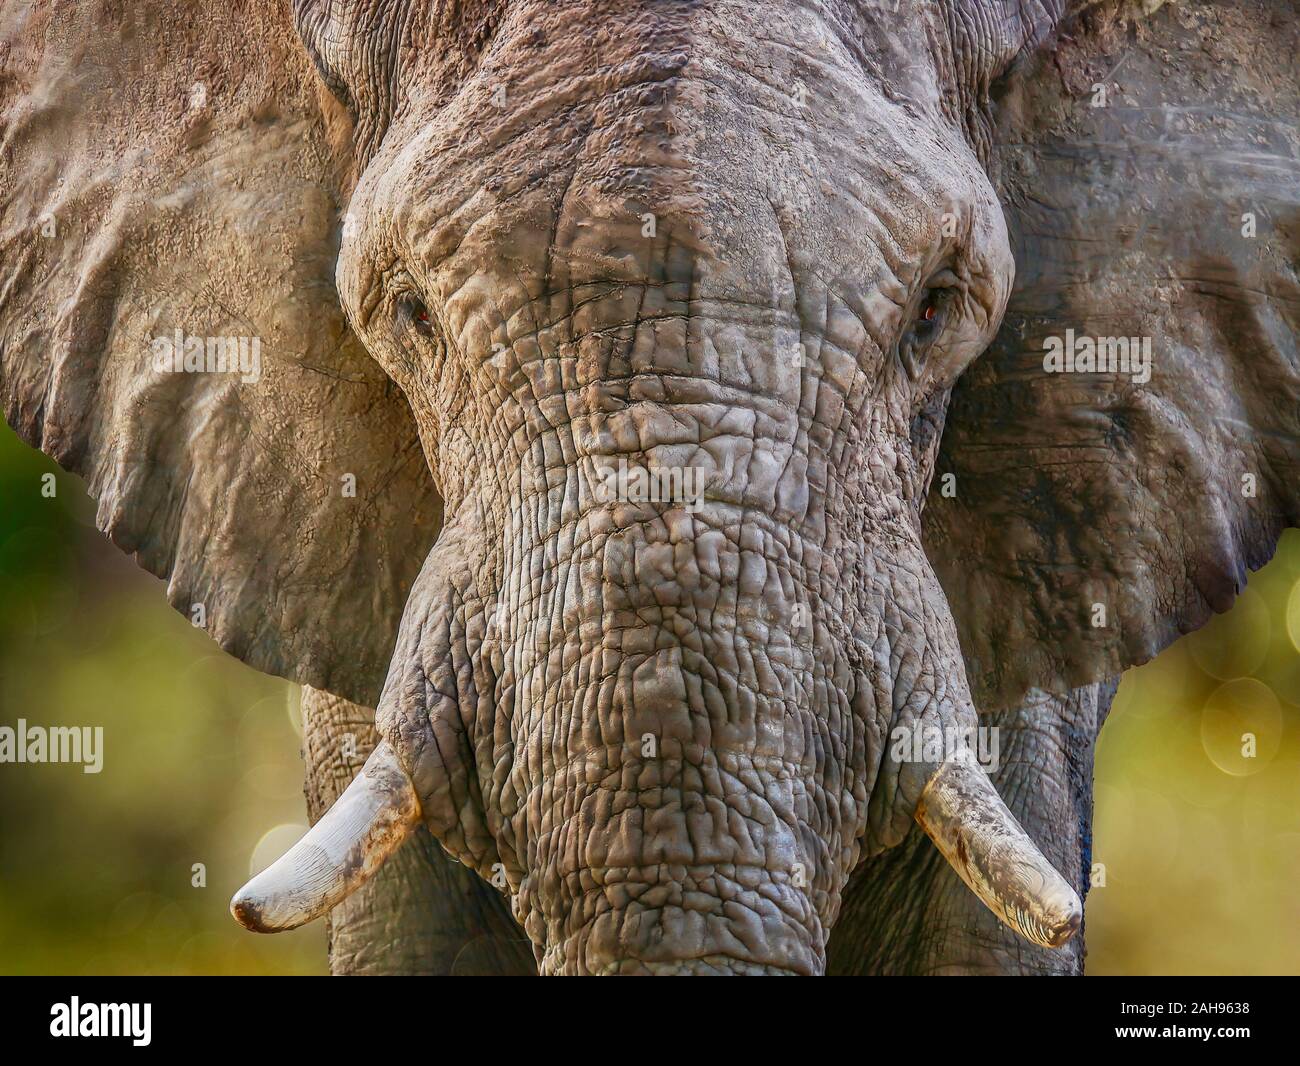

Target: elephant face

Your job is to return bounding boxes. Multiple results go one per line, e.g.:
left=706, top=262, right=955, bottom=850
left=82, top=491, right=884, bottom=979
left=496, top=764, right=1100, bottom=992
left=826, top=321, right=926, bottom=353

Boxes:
left=307, top=0, right=1038, bottom=974
left=2, top=0, right=1295, bottom=974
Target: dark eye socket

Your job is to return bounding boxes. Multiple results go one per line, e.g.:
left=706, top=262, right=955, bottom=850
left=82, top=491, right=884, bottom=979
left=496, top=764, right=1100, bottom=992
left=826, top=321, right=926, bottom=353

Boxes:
left=898, top=282, right=956, bottom=381
left=912, top=290, right=947, bottom=336
left=397, top=294, right=436, bottom=338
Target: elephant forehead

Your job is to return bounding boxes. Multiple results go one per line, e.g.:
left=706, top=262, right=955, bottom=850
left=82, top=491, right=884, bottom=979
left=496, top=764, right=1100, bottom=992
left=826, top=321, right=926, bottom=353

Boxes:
left=340, top=2, right=1003, bottom=328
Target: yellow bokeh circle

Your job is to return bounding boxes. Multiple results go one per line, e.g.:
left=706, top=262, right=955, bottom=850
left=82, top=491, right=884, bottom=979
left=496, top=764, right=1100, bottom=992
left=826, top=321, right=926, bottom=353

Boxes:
left=249, top=823, right=309, bottom=878
left=1185, top=586, right=1270, bottom=680
left=1200, top=677, right=1282, bottom=776
left=1286, top=579, right=1300, bottom=654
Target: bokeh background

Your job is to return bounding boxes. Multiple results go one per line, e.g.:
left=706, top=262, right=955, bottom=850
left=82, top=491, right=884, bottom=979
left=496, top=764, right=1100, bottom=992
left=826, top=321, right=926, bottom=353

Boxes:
left=2, top=417, right=1298, bottom=975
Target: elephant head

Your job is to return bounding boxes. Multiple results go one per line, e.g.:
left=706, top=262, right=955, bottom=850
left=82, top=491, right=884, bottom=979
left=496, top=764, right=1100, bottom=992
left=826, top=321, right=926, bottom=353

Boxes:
left=1, top=0, right=1295, bottom=975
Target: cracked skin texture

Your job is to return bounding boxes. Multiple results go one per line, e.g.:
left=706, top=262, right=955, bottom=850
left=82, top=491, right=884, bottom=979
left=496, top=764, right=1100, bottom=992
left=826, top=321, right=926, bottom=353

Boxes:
left=1, top=0, right=1296, bottom=973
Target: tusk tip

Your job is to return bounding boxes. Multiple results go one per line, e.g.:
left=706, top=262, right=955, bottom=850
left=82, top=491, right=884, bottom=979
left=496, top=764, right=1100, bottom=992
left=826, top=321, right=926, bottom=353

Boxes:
left=227, top=741, right=420, bottom=936
left=230, top=884, right=308, bottom=934
left=1039, top=892, right=1083, bottom=948
left=229, top=891, right=275, bottom=934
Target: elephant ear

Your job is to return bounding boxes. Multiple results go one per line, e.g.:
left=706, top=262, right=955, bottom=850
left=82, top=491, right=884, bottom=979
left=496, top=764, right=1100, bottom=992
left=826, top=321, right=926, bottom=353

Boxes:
left=0, top=0, right=440, bottom=706
left=925, top=0, right=1300, bottom=710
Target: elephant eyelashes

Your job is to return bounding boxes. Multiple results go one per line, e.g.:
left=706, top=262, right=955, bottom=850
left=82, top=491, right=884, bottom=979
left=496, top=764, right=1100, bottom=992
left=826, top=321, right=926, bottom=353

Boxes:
left=397, top=295, right=436, bottom=338
left=897, top=263, right=969, bottom=381
left=914, top=289, right=950, bottom=337
left=898, top=287, right=950, bottom=380
left=911, top=300, right=940, bottom=349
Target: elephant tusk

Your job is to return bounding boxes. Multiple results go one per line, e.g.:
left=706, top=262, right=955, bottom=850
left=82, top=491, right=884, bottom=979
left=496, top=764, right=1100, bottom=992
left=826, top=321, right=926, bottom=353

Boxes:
left=230, top=740, right=421, bottom=933
left=914, top=749, right=1083, bottom=949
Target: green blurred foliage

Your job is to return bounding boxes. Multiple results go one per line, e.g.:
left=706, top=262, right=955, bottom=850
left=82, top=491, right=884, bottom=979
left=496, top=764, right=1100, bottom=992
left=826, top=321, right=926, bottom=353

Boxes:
left=0, top=421, right=323, bottom=975
left=1, top=416, right=1298, bottom=975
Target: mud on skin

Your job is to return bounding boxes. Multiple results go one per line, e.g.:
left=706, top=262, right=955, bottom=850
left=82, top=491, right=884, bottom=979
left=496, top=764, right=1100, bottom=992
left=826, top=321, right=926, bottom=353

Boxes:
left=2, top=0, right=1296, bottom=974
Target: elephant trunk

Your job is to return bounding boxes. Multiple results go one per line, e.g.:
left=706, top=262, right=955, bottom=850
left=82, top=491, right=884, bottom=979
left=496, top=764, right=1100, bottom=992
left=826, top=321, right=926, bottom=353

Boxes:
left=483, top=496, right=843, bottom=975
left=229, top=388, right=1079, bottom=970
left=392, top=452, right=1078, bottom=971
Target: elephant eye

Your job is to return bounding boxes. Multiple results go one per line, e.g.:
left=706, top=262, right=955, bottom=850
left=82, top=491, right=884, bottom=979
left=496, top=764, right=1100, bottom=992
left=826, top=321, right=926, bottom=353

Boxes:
left=397, top=294, right=436, bottom=338
left=913, top=292, right=945, bottom=337
left=898, top=271, right=963, bottom=381
left=898, top=290, right=947, bottom=381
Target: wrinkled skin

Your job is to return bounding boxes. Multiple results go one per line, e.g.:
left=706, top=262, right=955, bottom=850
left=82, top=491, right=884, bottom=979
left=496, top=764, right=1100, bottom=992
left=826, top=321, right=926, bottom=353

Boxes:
left=2, top=0, right=1296, bottom=975
left=304, top=680, right=1113, bottom=975
left=331, top=0, right=1018, bottom=975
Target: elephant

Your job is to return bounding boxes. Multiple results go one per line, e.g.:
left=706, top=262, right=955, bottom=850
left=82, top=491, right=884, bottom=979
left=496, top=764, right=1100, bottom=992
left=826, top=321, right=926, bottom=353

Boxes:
left=0, top=0, right=1295, bottom=975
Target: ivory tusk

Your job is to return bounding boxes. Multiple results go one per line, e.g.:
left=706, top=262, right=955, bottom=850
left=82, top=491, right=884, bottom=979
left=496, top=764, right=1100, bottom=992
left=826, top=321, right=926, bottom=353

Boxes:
left=915, top=749, right=1083, bottom=949
left=230, top=740, right=420, bottom=933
